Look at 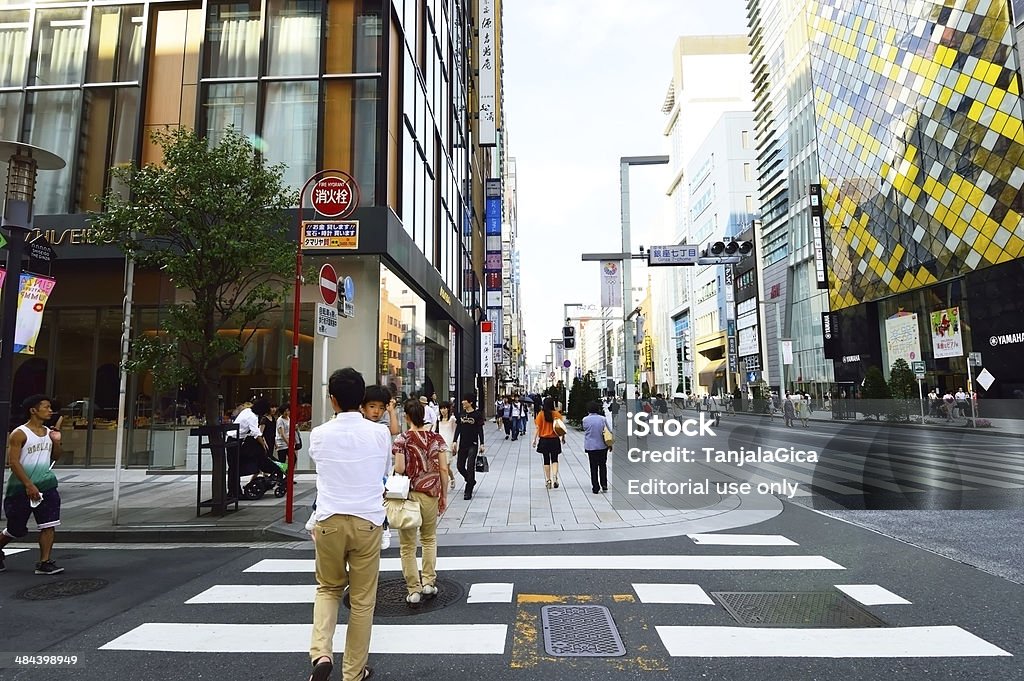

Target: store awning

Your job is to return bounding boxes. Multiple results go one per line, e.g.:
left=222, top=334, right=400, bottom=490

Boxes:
left=698, top=359, right=727, bottom=386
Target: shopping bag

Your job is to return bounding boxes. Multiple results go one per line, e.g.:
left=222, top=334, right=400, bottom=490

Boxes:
left=384, top=474, right=411, bottom=500
left=602, top=426, right=615, bottom=447
left=552, top=418, right=567, bottom=437
left=475, top=455, right=490, bottom=473
left=384, top=497, right=421, bottom=529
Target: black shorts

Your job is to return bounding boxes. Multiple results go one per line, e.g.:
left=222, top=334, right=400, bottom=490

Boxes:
left=536, top=437, right=562, bottom=456
left=3, top=487, right=61, bottom=538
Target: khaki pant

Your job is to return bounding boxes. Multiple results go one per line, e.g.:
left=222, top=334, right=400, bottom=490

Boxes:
left=309, top=514, right=383, bottom=681
left=398, top=491, right=439, bottom=594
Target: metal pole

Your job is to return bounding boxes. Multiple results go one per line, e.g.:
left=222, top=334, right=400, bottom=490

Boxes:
left=620, top=162, right=635, bottom=410
left=917, top=376, right=924, bottom=424
left=967, top=359, right=977, bottom=427
left=775, top=302, right=784, bottom=396
left=112, top=254, right=134, bottom=525
left=0, top=230, right=26, bottom=461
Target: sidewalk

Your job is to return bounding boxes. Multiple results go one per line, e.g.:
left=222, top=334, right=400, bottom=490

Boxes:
left=17, top=423, right=778, bottom=546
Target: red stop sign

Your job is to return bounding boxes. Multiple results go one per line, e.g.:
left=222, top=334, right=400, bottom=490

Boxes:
left=311, top=175, right=358, bottom=217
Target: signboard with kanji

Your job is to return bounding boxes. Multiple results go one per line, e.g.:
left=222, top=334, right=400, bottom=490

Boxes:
left=301, top=221, right=359, bottom=249
left=311, top=174, right=358, bottom=218
left=648, top=244, right=699, bottom=266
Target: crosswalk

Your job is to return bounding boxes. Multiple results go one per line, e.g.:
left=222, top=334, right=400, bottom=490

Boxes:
left=97, top=532, right=1013, bottom=661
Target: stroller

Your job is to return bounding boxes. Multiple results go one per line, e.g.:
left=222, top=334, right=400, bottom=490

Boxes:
left=242, top=454, right=288, bottom=499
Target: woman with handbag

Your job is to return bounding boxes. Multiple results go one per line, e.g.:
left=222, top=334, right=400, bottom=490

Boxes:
left=531, top=397, right=565, bottom=489
left=582, top=400, right=611, bottom=494
left=392, top=399, right=449, bottom=606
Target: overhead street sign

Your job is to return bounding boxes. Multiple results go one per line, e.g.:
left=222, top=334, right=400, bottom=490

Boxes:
left=648, top=245, right=699, bottom=266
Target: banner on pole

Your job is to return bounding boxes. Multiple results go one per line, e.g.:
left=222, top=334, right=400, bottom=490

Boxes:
left=929, top=306, right=963, bottom=358
left=780, top=339, right=793, bottom=365
left=0, top=269, right=57, bottom=355
left=600, top=261, right=622, bottom=308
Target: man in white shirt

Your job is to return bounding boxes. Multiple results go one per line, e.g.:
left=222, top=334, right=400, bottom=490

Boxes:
left=227, top=398, right=270, bottom=498
left=308, top=368, right=391, bottom=681
left=420, top=395, right=438, bottom=431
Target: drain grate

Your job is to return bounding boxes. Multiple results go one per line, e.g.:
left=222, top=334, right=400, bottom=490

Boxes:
left=541, top=605, right=626, bottom=657
left=712, top=591, right=886, bottom=628
left=343, top=577, right=465, bottom=617
left=19, top=578, right=109, bottom=601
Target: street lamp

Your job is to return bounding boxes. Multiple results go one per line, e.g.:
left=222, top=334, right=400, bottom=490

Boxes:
left=0, top=141, right=64, bottom=493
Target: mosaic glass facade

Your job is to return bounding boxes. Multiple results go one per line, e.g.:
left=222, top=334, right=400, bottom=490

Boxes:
left=808, top=0, right=1024, bottom=310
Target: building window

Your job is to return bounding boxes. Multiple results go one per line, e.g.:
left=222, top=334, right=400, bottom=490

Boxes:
left=743, top=162, right=752, bottom=182
left=203, top=82, right=258, bottom=145
left=745, top=195, right=754, bottom=214
left=263, top=80, right=319, bottom=192
left=87, top=5, right=143, bottom=84
left=741, top=130, right=750, bottom=148
left=31, top=8, right=87, bottom=86
left=266, top=0, right=321, bottom=76
left=0, top=11, right=30, bottom=88
left=204, top=0, right=261, bottom=78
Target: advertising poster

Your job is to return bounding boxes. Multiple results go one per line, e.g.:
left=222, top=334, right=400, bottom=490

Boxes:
left=0, top=269, right=57, bottom=355
left=885, top=312, right=922, bottom=363
left=929, top=307, right=963, bottom=358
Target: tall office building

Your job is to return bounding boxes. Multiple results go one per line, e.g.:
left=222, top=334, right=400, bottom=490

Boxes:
left=807, top=0, right=1024, bottom=399
left=0, top=0, right=503, bottom=466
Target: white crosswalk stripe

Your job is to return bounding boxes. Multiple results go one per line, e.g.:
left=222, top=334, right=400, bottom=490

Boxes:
left=97, top=541, right=1012, bottom=660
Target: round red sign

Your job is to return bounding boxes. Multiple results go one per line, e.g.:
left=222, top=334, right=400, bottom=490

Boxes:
left=319, top=264, right=338, bottom=306
left=311, top=175, right=358, bottom=218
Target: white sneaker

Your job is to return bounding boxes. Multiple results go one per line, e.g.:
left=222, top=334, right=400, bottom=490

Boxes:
left=421, top=584, right=439, bottom=598
left=380, top=530, right=392, bottom=550
left=406, top=592, right=422, bottom=606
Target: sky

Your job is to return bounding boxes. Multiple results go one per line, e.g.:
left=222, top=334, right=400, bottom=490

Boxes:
left=503, top=0, right=749, bottom=365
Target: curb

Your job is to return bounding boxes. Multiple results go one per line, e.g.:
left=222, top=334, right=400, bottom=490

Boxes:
left=54, top=525, right=300, bottom=544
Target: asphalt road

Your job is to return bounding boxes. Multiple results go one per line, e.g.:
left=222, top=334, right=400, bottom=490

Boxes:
left=2, top=497, right=1023, bottom=681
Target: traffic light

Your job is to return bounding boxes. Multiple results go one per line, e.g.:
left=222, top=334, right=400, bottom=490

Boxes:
left=701, top=239, right=754, bottom=259
left=682, top=329, right=691, bottom=362
left=562, top=325, right=576, bottom=349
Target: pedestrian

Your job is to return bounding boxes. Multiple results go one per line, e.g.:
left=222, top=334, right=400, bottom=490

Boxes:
left=582, top=401, right=610, bottom=494
left=392, top=399, right=449, bottom=606
left=0, top=395, right=65, bottom=575
left=228, top=397, right=271, bottom=498
left=707, top=394, right=721, bottom=427
left=436, top=402, right=458, bottom=490
left=608, top=398, right=620, bottom=425
left=502, top=396, right=515, bottom=439
left=797, top=393, right=810, bottom=428
left=783, top=393, right=795, bottom=427
left=307, top=368, right=390, bottom=681
left=275, top=403, right=292, bottom=463
left=419, top=395, right=437, bottom=432
left=532, top=397, right=565, bottom=489
left=362, top=385, right=401, bottom=437
left=451, top=393, right=485, bottom=500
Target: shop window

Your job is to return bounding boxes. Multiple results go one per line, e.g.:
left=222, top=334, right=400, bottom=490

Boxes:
left=31, top=8, right=87, bottom=86
left=266, top=0, right=320, bottom=76
left=25, top=89, right=80, bottom=215
left=0, top=10, right=30, bottom=88
left=204, top=0, right=261, bottom=78
left=262, top=80, right=318, bottom=192
left=87, top=5, right=143, bottom=83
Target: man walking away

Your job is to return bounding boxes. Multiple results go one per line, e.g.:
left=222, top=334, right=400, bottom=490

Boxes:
left=307, top=368, right=391, bottom=681
left=707, top=394, right=721, bottom=428
left=608, top=398, right=620, bottom=425
left=1, top=395, right=65, bottom=575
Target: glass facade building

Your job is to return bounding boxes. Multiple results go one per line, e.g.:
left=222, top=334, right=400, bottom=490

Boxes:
left=807, top=0, right=1024, bottom=398
left=0, top=0, right=499, bottom=466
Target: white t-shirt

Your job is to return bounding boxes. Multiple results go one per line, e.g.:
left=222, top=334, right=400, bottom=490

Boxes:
left=423, top=402, right=438, bottom=429
left=310, top=411, right=392, bottom=525
left=275, top=415, right=290, bottom=451
left=436, top=415, right=457, bottom=447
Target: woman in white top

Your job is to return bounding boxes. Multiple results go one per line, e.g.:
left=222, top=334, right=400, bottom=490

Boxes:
left=436, top=402, right=458, bottom=490
left=274, top=403, right=291, bottom=463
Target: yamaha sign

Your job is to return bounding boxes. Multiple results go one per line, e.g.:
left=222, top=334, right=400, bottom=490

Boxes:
left=990, top=332, right=1024, bottom=346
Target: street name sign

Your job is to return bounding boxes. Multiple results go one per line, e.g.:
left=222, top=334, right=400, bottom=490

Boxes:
left=648, top=245, right=699, bottom=266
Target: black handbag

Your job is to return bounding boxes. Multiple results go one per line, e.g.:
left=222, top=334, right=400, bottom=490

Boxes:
left=475, top=454, right=489, bottom=472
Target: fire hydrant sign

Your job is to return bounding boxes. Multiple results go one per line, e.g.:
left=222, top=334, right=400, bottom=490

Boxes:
left=316, top=303, right=339, bottom=338
left=311, top=175, right=358, bottom=218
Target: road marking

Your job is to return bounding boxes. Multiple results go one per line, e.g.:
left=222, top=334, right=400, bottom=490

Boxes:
left=655, top=625, right=1011, bottom=657
left=100, top=623, right=508, bottom=654
left=186, top=585, right=315, bottom=604
left=467, top=582, right=515, bottom=603
left=245, top=555, right=845, bottom=573
left=835, top=584, right=911, bottom=605
left=632, top=583, right=715, bottom=604
left=4, top=548, right=29, bottom=556
left=688, top=533, right=797, bottom=546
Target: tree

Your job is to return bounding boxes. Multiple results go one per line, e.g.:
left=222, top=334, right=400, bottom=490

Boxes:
left=91, top=127, right=297, bottom=508
left=887, top=358, right=917, bottom=421
left=860, top=365, right=891, bottom=420
left=567, top=371, right=602, bottom=427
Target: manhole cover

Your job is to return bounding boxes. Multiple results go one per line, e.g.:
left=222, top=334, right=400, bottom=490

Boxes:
left=712, top=591, right=886, bottom=627
left=541, top=605, right=626, bottom=657
left=19, top=578, right=109, bottom=601
left=343, top=578, right=464, bottom=617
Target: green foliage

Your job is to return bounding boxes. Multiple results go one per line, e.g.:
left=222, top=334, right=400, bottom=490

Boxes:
left=860, top=365, right=891, bottom=420
left=567, top=371, right=602, bottom=427
left=887, top=358, right=917, bottom=421
left=90, top=127, right=297, bottom=415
